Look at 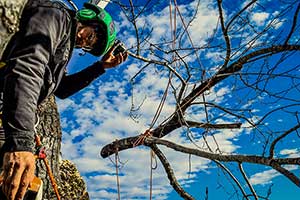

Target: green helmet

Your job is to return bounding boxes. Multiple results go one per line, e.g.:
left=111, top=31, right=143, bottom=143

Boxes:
left=76, top=3, right=116, bottom=56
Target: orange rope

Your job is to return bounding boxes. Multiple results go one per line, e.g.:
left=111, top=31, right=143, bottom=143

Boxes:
left=173, top=0, right=204, bottom=73
left=133, top=129, right=152, bottom=147
left=149, top=149, right=158, bottom=200
left=114, top=141, right=121, bottom=200
left=35, top=135, right=61, bottom=200
left=149, top=150, right=153, bottom=200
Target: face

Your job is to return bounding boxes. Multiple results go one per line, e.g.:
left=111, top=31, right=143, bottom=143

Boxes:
left=75, top=25, right=98, bottom=51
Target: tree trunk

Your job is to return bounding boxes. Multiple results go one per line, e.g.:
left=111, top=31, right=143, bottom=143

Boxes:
left=0, top=2, right=89, bottom=199
left=36, top=96, right=89, bottom=200
left=36, top=95, right=62, bottom=200
left=0, top=0, right=28, bottom=59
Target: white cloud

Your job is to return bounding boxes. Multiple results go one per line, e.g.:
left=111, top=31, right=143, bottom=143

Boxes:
left=57, top=0, right=278, bottom=199
left=250, top=165, right=299, bottom=186
left=56, top=98, right=76, bottom=113
left=280, top=148, right=300, bottom=158
left=59, top=66, right=238, bottom=199
left=188, top=1, right=219, bottom=45
left=249, top=169, right=279, bottom=186
left=251, top=12, right=270, bottom=26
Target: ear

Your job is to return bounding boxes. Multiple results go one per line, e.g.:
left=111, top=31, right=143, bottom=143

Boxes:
left=77, top=27, right=85, bottom=38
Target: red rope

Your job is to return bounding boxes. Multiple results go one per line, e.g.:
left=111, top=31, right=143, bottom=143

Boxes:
left=35, top=135, right=61, bottom=200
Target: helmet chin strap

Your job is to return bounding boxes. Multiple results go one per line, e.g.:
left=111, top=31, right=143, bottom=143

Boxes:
left=81, top=46, right=92, bottom=52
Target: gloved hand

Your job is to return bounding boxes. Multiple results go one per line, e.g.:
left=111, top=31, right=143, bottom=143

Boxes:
left=1, top=151, right=35, bottom=200
left=101, top=43, right=128, bottom=69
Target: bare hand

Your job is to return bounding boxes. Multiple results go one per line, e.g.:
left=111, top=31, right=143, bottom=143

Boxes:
left=1, top=152, right=35, bottom=200
left=101, top=43, right=128, bottom=69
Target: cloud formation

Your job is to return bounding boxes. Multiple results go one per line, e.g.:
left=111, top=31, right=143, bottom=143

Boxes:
left=57, top=0, right=290, bottom=199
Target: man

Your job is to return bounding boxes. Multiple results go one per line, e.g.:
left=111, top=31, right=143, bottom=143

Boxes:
left=0, top=0, right=128, bottom=199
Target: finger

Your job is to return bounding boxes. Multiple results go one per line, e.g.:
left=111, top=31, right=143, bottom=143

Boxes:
left=15, top=168, right=34, bottom=200
left=106, top=43, right=119, bottom=55
left=101, top=47, right=116, bottom=62
left=2, top=161, right=14, bottom=197
left=118, top=54, right=124, bottom=63
left=122, top=52, right=128, bottom=61
left=119, top=52, right=128, bottom=64
left=116, top=56, right=122, bottom=66
left=3, top=160, right=14, bottom=180
left=0, top=178, right=3, bottom=188
left=7, top=163, right=25, bottom=200
left=0, top=171, right=4, bottom=183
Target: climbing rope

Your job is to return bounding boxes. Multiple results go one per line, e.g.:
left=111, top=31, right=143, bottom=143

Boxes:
left=149, top=149, right=158, bottom=200
left=34, top=116, right=61, bottom=200
left=35, top=135, right=61, bottom=200
left=131, top=1, right=178, bottom=198
left=112, top=0, right=192, bottom=197
left=114, top=140, right=121, bottom=200
left=133, top=129, right=152, bottom=147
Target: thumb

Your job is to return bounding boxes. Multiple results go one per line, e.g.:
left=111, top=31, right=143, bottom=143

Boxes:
left=107, top=44, right=117, bottom=55
left=101, top=44, right=116, bottom=61
left=105, top=40, right=120, bottom=56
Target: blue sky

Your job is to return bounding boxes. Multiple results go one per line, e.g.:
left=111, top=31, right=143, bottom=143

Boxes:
left=57, top=0, right=300, bottom=199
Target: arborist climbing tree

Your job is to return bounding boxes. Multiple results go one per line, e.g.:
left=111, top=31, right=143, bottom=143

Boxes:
left=0, top=0, right=127, bottom=199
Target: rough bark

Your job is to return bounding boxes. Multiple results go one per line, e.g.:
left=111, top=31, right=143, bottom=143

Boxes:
left=0, top=2, right=89, bottom=199
left=36, top=95, right=62, bottom=199
left=36, top=95, right=89, bottom=200
left=0, top=0, right=27, bottom=59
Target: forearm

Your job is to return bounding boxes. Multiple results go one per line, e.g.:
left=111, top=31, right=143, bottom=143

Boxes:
left=55, top=61, right=105, bottom=99
left=2, top=58, right=45, bottom=153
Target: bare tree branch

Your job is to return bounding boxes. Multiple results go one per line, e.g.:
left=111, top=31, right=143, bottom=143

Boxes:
left=127, top=51, right=186, bottom=84
left=180, top=45, right=300, bottom=111
left=143, top=137, right=300, bottom=187
left=238, top=163, right=258, bottom=200
left=150, top=144, right=195, bottom=200
left=101, top=45, right=300, bottom=158
left=214, top=161, right=249, bottom=200
left=185, top=121, right=242, bottom=129
left=284, top=2, right=300, bottom=44
left=100, top=2, right=300, bottom=198
left=269, top=124, right=300, bottom=158
left=217, top=0, right=231, bottom=68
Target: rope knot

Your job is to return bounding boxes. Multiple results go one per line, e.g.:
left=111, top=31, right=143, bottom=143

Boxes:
left=133, top=129, right=152, bottom=147
left=36, top=146, right=47, bottom=159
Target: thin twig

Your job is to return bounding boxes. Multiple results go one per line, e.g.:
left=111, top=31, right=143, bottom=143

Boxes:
left=127, top=51, right=186, bottom=84
left=215, top=161, right=249, bottom=200
left=238, top=163, right=258, bottom=200
left=284, top=3, right=300, bottom=45
left=269, top=124, right=300, bottom=158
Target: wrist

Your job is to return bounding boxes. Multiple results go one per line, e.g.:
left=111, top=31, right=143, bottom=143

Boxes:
left=99, top=61, right=110, bottom=69
left=97, top=61, right=106, bottom=72
left=3, top=135, right=35, bottom=153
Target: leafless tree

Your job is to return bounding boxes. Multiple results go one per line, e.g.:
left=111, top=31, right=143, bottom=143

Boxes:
left=102, top=0, right=300, bottom=199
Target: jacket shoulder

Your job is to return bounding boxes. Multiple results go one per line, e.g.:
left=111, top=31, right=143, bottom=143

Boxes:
left=24, top=0, right=76, bottom=20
